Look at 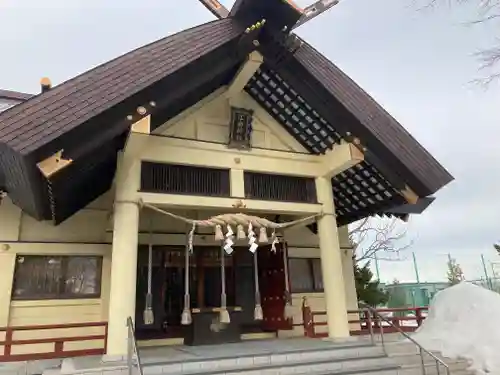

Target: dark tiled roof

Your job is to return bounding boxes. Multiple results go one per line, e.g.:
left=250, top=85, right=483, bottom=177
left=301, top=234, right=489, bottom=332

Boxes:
left=293, top=42, right=453, bottom=196
left=0, top=14, right=453, bottom=225
left=0, top=18, right=241, bottom=155
left=0, top=89, right=33, bottom=101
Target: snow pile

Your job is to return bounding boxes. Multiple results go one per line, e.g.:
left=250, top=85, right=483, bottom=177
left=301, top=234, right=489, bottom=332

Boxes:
left=412, top=282, right=500, bottom=375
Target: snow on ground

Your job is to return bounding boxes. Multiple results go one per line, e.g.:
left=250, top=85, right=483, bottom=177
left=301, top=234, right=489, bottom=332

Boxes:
left=412, top=282, right=500, bottom=375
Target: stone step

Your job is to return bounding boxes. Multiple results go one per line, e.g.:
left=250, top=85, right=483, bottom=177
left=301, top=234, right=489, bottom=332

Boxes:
left=398, top=362, right=473, bottom=375
left=295, top=364, right=401, bottom=375
left=38, top=340, right=401, bottom=375
left=389, top=352, right=468, bottom=368
left=378, top=339, right=470, bottom=374
left=142, top=342, right=392, bottom=375
left=144, top=355, right=399, bottom=375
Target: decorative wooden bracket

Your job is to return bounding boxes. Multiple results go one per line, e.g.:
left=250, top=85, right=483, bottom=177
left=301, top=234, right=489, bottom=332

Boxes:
left=227, top=51, right=263, bottom=98
left=131, top=114, right=151, bottom=135
left=36, top=150, right=73, bottom=179
left=400, top=185, right=419, bottom=205
left=232, top=199, right=246, bottom=209
left=321, top=142, right=364, bottom=178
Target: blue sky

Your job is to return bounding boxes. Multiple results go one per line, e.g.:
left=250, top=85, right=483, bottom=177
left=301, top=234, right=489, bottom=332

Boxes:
left=1, top=0, right=499, bottom=282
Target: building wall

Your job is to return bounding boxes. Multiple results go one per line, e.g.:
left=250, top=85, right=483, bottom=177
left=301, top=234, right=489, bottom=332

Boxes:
left=157, top=89, right=359, bottom=336
left=159, top=89, right=308, bottom=153
left=0, top=196, right=111, bottom=355
left=0, top=88, right=358, bottom=352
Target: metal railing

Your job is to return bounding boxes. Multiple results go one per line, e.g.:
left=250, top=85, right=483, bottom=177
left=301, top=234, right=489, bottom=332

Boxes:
left=126, top=317, right=144, bottom=375
left=360, top=304, right=450, bottom=375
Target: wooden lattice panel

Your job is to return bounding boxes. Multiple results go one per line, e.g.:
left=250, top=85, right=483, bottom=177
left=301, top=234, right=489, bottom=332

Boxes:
left=244, top=171, right=317, bottom=203
left=246, top=67, right=343, bottom=154
left=140, top=162, right=230, bottom=197
left=245, top=66, right=409, bottom=225
left=332, top=162, right=405, bottom=225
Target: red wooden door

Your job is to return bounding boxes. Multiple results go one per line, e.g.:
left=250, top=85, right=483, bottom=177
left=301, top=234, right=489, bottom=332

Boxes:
left=257, top=243, right=293, bottom=331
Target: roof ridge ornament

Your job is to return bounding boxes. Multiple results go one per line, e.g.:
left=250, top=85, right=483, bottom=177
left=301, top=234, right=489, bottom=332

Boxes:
left=196, top=0, right=340, bottom=31
left=292, top=0, right=340, bottom=30
left=198, top=0, right=229, bottom=19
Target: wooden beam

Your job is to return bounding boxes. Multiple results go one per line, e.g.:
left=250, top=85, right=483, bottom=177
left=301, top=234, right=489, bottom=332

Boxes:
left=292, top=0, right=340, bottom=30
left=400, top=185, right=419, bottom=205
left=198, top=0, right=229, bottom=19
left=124, top=115, right=151, bottom=158
left=285, top=0, right=304, bottom=12
left=139, top=192, right=322, bottom=215
left=36, top=150, right=73, bottom=179
left=226, top=51, right=263, bottom=98
left=141, top=136, right=323, bottom=177
left=131, top=114, right=150, bottom=134
left=320, top=142, right=364, bottom=178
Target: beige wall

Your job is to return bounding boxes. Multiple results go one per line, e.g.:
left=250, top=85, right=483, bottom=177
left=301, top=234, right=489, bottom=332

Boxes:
left=0, top=87, right=359, bottom=348
left=159, top=89, right=307, bottom=153
left=0, top=196, right=111, bottom=354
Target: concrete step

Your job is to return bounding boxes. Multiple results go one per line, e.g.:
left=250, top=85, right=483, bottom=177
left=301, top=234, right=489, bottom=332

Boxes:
left=295, top=365, right=401, bottom=375
left=0, top=359, right=61, bottom=375
left=378, top=339, right=471, bottom=374
left=37, top=339, right=404, bottom=375
left=389, top=353, right=468, bottom=368
left=398, top=362, right=473, bottom=375
left=141, top=341, right=394, bottom=375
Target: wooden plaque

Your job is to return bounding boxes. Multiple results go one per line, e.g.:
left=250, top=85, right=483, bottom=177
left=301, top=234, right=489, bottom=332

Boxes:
left=228, top=107, right=253, bottom=150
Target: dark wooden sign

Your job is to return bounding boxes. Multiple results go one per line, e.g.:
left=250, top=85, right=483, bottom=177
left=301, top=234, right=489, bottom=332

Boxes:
left=228, top=107, right=253, bottom=150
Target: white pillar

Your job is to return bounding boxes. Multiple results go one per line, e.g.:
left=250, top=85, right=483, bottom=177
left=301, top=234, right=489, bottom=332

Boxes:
left=339, top=225, right=360, bottom=331
left=315, top=176, right=350, bottom=339
left=106, top=154, right=140, bottom=357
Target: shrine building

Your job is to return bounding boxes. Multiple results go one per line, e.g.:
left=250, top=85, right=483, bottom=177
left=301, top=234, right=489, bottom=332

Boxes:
left=0, top=0, right=453, bottom=361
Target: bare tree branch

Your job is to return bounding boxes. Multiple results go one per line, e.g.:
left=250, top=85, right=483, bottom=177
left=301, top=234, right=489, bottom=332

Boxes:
left=415, top=0, right=500, bottom=85
left=350, top=217, right=413, bottom=264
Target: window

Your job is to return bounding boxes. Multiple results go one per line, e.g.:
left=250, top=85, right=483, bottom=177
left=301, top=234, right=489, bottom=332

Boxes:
left=289, top=258, right=323, bottom=293
left=12, top=255, right=103, bottom=300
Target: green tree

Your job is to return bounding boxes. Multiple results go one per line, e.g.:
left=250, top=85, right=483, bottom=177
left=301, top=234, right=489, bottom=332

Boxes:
left=447, top=257, right=465, bottom=285
left=354, top=261, right=388, bottom=307
left=386, top=278, right=407, bottom=316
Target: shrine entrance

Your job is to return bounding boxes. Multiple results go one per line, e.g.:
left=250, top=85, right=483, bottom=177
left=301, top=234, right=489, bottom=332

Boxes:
left=134, top=244, right=291, bottom=342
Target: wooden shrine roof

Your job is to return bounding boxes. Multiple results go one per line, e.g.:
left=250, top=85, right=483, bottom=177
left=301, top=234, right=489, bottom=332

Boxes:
left=0, top=14, right=453, bottom=225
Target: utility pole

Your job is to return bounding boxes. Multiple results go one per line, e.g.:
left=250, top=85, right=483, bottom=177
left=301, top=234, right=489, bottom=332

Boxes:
left=491, top=263, right=498, bottom=291
left=374, top=253, right=381, bottom=281
left=412, top=252, right=420, bottom=284
left=481, top=254, right=492, bottom=290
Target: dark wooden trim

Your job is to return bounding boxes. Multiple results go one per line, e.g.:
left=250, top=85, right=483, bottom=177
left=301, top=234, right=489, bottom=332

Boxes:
left=0, top=349, right=106, bottom=363
left=11, top=255, right=103, bottom=301
left=2, top=334, right=105, bottom=346
left=140, top=162, right=231, bottom=197
left=244, top=171, right=317, bottom=204
left=11, top=294, right=103, bottom=301
left=0, top=321, right=107, bottom=362
left=300, top=303, right=429, bottom=338
left=4, top=329, right=12, bottom=356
